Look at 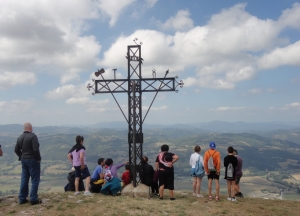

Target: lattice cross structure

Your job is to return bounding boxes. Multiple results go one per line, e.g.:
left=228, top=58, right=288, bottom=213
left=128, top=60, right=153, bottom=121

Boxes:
left=87, top=42, right=183, bottom=186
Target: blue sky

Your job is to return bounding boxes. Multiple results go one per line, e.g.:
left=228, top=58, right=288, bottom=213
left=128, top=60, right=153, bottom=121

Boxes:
left=0, top=0, right=299, bottom=126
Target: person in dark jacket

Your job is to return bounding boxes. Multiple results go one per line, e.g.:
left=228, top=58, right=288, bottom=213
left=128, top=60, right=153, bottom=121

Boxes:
left=14, top=122, right=42, bottom=205
left=141, top=156, right=159, bottom=195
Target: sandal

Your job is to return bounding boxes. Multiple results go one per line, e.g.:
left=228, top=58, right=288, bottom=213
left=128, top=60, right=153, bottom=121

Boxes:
left=209, top=196, right=212, bottom=201
left=216, top=196, right=219, bottom=201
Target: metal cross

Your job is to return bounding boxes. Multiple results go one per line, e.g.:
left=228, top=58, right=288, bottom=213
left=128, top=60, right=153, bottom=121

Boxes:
left=87, top=39, right=184, bottom=186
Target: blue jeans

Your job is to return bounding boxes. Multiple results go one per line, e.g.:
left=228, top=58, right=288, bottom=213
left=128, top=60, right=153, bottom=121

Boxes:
left=19, top=158, right=40, bottom=203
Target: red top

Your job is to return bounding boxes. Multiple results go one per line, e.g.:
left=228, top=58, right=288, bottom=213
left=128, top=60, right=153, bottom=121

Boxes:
left=121, top=171, right=130, bottom=185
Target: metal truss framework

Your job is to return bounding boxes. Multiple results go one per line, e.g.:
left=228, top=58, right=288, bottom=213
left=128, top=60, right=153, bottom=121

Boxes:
left=87, top=41, right=183, bottom=186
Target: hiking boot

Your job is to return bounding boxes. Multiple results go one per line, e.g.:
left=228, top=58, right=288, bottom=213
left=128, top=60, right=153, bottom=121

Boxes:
left=30, top=199, right=42, bottom=205
left=84, top=191, right=94, bottom=196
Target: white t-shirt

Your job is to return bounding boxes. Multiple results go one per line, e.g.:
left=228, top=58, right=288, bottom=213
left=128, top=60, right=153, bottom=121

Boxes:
left=190, top=152, right=204, bottom=168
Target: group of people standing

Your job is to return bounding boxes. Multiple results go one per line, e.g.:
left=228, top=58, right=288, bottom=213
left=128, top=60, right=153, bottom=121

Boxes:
left=12, top=122, right=243, bottom=205
left=190, top=142, right=243, bottom=202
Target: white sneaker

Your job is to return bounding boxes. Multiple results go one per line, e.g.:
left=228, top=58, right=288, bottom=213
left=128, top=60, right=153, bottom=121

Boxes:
left=227, top=197, right=232, bottom=201
left=84, top=191, right=94, bottom=196
left=196, top=194, right=204, bottom=198
left=193, top=193, right=196, bottom=196
left=231, top=197, right=237, bottom=202
left=74, top=192, right=80, bottom=195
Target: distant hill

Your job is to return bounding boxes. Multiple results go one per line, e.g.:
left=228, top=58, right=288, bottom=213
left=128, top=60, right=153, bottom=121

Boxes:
left=1, top=124, right=300, bottom=174
left=190, top=121, right=300, bottom=133
left=1, top=121, right=300, bottom=134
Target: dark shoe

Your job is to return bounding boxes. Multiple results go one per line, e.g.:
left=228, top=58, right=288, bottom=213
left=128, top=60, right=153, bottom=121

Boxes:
left=159, top=197, right=163, bottom=200
left=170, top=198, right=176, bottom=201
left=19, top=199, right=29, bottom=204
left=238, top=192, right=244, bottom=198
left=30, top=199, right=42, bottom=205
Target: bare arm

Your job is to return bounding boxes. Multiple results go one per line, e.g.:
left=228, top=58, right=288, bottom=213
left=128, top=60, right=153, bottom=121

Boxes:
left=67, top=153, right=73, bottom=164
left=172, top=154, right=179, bottom=164
left=80, top=152, right=85, bottom=169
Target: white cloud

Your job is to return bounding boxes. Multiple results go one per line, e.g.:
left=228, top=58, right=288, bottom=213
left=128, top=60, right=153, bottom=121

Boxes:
left=266, top=88, right=275, bottom=93
left=154, top=9, right=194, bottom=31
left=100, top=3, right=300, bottom=90
left=67, top=97, right=92, bottom=104
left=211, top=107, right=246, bottom=111
left=96, top=0, right=136, bottom=26
left=0, top=99, right=33, bottom=112
left=145, top=0, right=158, bottom=8
left=46, top=84, right=89, bottom=99
left=282, top=102, right=300, bottom=110
left=248, top=88, right=262, bottom=94
left=142, top=105, right=167, bottom=111
left=0, top=72, right=37, bottom=89
left=0, top=0, right=139, bottom=88
left=278, top=2, right=300, bottom=29
left=258, top=41, right=300, bottom=69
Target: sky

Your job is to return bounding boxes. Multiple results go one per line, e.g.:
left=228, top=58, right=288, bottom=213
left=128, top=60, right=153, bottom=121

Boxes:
left=0, top=0, right=300, bottom=126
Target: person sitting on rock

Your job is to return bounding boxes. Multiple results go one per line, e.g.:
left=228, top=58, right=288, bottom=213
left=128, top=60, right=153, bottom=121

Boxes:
left=140, top=156, right=159, bottom=196
left=121, top=164, right=131, bottom=187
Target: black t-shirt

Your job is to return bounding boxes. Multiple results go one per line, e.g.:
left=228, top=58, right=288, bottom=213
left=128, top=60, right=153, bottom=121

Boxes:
left=224, top=155, right=238, bottom=179
left=156, top=152, right=175, bottom=172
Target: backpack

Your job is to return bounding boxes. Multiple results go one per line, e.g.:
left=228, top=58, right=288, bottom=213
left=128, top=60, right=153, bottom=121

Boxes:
left=207, top=151, right=216, bottom=171
left=227, top=163, right=233, bottom=179
left=194, top=155, right=204, bottom=176
left=104, top=169, right=113, bottom=182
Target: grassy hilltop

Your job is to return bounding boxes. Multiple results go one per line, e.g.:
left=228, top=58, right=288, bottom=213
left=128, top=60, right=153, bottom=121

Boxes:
left=0, top=191, right=300, bottom=216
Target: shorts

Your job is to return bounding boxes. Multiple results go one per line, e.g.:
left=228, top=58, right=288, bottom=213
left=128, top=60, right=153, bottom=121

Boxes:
left=74, top=165, right=91, bottom=178
left=207, top=171, right=220, bottom=180
left=235, top=175, right=242, bottom=184
left=191, top=168, right=204, bottom=178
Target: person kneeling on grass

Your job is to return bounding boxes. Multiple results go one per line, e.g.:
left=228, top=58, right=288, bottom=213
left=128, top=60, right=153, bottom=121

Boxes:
left=224, top=146, right=238, bottom=202
left=100, top=158, right=128, bottom=195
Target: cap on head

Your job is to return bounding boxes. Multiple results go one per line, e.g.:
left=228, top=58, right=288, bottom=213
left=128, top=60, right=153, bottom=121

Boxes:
left=209, top=142, right=216, bottom=149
